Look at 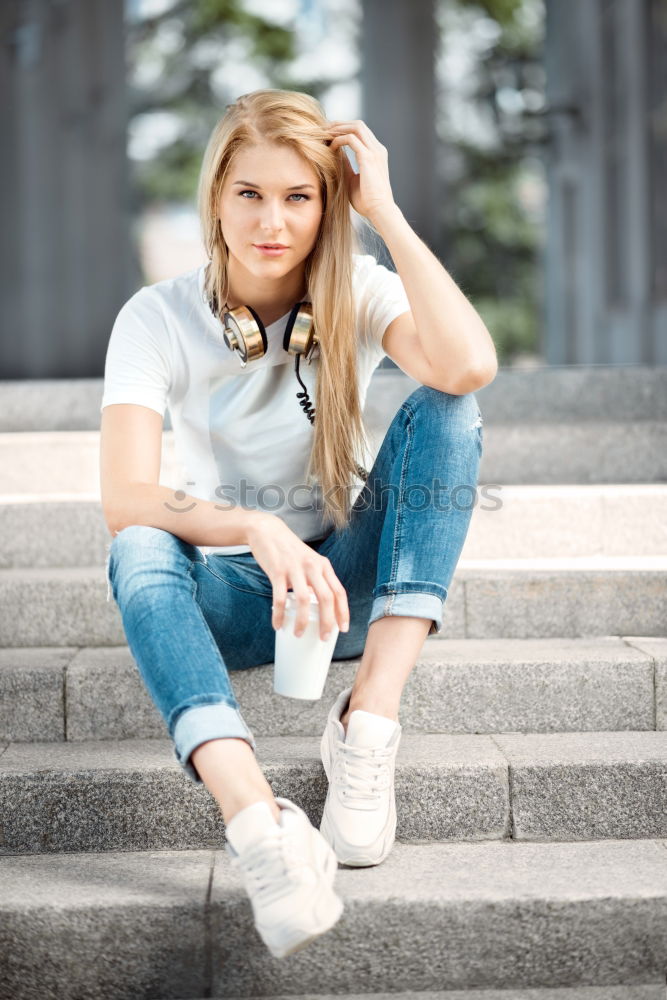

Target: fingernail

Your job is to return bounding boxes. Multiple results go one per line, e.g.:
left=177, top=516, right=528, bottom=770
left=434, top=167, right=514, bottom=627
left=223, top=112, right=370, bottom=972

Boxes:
left=323, top=631, right=331, bottom=642
left=342, top=621, right=349, bottom=632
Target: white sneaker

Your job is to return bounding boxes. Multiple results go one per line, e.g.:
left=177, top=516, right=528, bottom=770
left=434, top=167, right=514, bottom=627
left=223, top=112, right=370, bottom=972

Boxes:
left=319, top=686, right=402, bottom=867
left=225, top=797, right=343, bottom=959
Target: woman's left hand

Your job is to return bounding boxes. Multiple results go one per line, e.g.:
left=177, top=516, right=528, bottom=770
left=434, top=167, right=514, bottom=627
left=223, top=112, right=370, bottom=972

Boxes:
left=326, top=119, right=398, bottom=224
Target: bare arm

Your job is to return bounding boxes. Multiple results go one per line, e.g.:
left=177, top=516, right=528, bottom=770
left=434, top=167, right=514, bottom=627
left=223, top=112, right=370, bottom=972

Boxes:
left=105, top=481, right=269, bottom=546
left=100, top=403, right=270, bottom=545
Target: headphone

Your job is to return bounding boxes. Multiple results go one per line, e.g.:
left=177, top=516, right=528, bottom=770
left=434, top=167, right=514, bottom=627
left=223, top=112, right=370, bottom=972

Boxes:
left=208, top=291, right=319, bottom=425
left=207, top=289, right=369, bottom=482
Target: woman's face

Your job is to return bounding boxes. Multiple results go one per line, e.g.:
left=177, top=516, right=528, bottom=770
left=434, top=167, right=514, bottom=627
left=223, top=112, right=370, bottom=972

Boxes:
left=218, top=140, right=324, bottom=287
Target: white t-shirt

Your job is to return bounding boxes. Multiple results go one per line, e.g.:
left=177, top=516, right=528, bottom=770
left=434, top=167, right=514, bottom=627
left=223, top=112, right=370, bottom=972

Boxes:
left=101, top=253, right=411, bottom=557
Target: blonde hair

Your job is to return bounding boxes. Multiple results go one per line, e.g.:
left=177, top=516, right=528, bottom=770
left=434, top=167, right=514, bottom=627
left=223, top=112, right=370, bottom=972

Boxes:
left=198, top=88, right=374, bottom=534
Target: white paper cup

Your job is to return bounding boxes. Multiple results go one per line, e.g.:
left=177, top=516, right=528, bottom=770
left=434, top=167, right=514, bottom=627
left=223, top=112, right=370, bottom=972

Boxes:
left=273, top=590, right=339, bottom=700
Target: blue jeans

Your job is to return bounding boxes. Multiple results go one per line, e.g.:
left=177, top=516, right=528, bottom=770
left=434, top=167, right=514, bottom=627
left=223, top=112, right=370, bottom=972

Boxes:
left=106, top=385, right=483, bottom=785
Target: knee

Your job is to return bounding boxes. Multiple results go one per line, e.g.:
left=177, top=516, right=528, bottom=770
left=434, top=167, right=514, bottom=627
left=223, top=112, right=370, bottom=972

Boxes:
left=108, top=525, right=199, bottom=579
left=109, top=524, right=177, bottom=559
left=107, top=525, right=200, bottom=607
left=402, top=385, right=482, bottom=435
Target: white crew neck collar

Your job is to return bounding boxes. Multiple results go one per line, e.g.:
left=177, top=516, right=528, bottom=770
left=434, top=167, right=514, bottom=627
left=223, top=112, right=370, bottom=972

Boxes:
left=198, top=264, right=310, bottom=329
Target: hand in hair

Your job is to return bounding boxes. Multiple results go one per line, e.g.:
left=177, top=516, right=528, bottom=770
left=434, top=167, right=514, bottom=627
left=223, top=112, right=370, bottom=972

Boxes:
left=246, top=513, right=350, bottom=641
left=326, top=119, right=397, bottom=224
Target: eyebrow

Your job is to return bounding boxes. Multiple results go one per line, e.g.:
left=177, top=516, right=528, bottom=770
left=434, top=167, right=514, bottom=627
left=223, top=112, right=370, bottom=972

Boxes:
left=232, top=180, right=317, bottom=191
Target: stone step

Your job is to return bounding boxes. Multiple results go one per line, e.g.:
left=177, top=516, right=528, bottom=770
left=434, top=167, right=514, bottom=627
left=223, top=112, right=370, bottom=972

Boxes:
left=1, top=732, right=666, bottom=854
left=2, top=484, right=666, bottom=568
left=2, top=637, right=665, bottom=744
left=2, top=366, right=665, bottom=431
left=179, top=990, right=667, bottom=1000
left=1, top=840, right=665, bottom=997
left=0, top=561, right=665, bottom=648
left=2, top=423, right=667, bottom=495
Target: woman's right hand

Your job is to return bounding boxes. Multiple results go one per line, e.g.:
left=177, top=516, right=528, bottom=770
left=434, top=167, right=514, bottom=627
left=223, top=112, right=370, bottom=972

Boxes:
left=246, top=513, right=350, bottom=641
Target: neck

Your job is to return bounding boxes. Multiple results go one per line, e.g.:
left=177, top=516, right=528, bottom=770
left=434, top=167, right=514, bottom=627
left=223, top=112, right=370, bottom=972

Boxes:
left=222, top=259, right=308, bottom=326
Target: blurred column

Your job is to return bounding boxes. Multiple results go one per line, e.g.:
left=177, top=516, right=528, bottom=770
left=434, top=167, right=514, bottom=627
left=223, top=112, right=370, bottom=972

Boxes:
left=544, top=0, right=666, bottom=364
left=360, top=0, right=439, bottom=260
left=0, top=0, right=132, bottom=379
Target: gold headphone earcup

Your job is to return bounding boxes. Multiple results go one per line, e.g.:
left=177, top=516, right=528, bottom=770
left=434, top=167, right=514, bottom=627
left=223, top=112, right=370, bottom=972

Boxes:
left=222, top=304, right=268, bottom=364
left=284, top=302, right=317, bottom=360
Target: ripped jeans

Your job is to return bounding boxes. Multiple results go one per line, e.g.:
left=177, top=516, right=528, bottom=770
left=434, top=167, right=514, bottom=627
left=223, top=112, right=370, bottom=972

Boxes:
left=105, top=385, right=483, bottom=784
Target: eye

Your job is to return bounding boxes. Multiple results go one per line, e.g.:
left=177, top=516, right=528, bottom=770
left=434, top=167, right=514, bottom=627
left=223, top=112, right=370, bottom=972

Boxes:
left=238, top=190, right=310, bottom=202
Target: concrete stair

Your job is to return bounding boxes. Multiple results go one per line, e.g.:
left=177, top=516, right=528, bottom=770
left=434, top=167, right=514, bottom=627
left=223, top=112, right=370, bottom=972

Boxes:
left=1, top=842, right=666, bottom=998
left=0, top=366, right=666, bottom=999
left=2, top=485, right=666, bottom=566
left=3, top=423, right=667, bottom=491
left=2, top=637, right=665, bottom=742
left=1, top=560, right=666, bottom=645
left=1, top=731, right=666, bottom=853
left=159, top=993, right=667, bottom=1000
left=149, top=993, right=667, bottom=1000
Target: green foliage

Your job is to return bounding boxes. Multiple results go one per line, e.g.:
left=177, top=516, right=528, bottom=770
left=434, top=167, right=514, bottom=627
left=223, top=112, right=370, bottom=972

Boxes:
left=131, top=138, right=203, bottom=205
left=439, top=0, right=546, bottom=364
left=458, top=0, right=543, bottom=51
left=189, top=0, right=295, bottom=60
left=459, top=0, right=525, bottom=23
left=475, top=295, right=542, bottom=359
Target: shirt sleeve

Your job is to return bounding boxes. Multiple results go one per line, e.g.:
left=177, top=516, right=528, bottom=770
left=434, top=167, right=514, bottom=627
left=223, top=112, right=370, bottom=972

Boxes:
left=355, top=254, right=412, bottom=355
left=100, top=290, right=172, bottom=418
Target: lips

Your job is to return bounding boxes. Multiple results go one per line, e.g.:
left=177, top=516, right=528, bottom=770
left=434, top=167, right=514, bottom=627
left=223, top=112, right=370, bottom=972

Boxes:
left=253, top=244, right=289, bottom=258
left=255, top=243, right=288, bottom=249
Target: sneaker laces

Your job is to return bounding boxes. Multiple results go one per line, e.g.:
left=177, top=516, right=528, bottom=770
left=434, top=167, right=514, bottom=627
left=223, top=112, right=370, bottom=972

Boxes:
left=228, top=828, right=309, bottom=906
left=332, top=741, right=393, bottom=807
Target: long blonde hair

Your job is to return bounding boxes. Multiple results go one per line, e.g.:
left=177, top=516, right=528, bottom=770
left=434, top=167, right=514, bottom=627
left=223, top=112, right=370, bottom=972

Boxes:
left=198, top=88, right=373, bottom=534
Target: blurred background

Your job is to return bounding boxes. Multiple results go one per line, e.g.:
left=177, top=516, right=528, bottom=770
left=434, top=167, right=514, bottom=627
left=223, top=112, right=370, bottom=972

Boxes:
left=1, top=0, right=665, bottom=379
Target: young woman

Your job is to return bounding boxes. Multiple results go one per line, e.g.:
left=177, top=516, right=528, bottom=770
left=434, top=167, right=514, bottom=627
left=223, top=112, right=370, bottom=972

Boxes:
left=100, top=89, right=496, bottom=960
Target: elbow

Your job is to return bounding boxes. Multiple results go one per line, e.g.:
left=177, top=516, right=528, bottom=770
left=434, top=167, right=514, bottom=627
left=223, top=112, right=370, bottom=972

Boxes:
left=448, top=363, right=498, bottom=396
left=474, top=363, right=498, bottom=391
left=102, top=504, right=125, bottom=538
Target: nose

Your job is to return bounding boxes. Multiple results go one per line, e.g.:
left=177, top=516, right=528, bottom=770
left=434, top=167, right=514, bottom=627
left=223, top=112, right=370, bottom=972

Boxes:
left=260, top=198, right=285, bottom=234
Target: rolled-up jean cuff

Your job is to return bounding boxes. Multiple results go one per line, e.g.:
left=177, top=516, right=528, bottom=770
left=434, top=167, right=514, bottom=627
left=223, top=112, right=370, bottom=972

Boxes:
left=368, top=592, right=444, bottom=637
left=172, top=702, right=257, bottom=784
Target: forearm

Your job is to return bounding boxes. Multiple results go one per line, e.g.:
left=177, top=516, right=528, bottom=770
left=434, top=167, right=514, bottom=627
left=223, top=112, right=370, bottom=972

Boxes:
left=106, top=483, right=272, bottom=547
left=370, top=204, right=498, bottom=382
